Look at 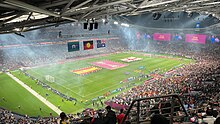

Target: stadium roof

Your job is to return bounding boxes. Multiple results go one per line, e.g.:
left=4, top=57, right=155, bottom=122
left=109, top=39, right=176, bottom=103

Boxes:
left=0, top=0, right=220, bottom=34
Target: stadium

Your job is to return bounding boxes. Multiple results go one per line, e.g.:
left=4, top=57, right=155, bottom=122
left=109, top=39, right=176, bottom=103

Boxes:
left=0, top=0, right=220, bottom=124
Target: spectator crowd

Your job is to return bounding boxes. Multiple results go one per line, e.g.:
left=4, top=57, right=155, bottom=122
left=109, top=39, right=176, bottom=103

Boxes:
left=0, top=39, right=220, bottom=124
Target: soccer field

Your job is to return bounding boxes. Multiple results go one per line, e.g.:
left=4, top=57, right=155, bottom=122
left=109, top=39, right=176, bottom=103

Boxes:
left=11, top=52, right=192, bottom=115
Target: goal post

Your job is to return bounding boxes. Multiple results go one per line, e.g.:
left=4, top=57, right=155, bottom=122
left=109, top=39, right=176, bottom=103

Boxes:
left=45, top=75, right=55, bottom=82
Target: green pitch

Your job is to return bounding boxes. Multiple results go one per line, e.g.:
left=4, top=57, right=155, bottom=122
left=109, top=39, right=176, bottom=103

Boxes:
left=0, top=73, right=57, bottom=117
left=8, top=52, right=192, bottom=116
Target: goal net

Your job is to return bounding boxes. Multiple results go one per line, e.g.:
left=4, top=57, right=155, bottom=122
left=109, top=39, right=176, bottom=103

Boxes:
left=45, top=75, right=55, bottom=82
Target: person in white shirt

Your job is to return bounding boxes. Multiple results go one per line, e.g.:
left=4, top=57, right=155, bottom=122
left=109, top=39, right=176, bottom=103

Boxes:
left=203, top=109, right=216, bottom=124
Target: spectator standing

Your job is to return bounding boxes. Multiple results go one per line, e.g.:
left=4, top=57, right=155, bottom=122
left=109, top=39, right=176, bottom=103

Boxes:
left=91, top=111, right=105, bottom=124
left=203, top=109, right=216, bottom=124
left=59, top=112, right=69, bottom=124
left=214, top=117, right=220, bottom=124
left=117, top=109, right=125, bottom=124
left=105, top=106, right=116, bottom=124
left=150, top=114, right=169, bottom=124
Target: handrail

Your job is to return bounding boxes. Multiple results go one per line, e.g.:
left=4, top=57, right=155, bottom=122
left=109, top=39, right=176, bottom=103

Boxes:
left=121, top=94, right=188, bottom=124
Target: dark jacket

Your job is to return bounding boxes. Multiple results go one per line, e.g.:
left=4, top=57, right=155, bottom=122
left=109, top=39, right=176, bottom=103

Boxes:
left=105, top=110, right=117, bottom=124
left=93, top=117, right=105, bottom=124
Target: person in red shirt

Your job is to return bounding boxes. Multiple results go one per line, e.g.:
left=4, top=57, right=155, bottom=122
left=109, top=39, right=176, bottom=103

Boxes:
left=117, top=109, right=125, bottom=124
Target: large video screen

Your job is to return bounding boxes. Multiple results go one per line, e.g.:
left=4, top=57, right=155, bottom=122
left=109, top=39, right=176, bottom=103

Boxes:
left=153, top=33, right=171, bottom=41
left=185, top=34, right=206, bottom=44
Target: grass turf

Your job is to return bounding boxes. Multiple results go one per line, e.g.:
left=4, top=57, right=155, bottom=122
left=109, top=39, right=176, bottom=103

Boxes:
left=0, top=73, right=57, bottom=117
left=8, top=52, right=192, bottom=116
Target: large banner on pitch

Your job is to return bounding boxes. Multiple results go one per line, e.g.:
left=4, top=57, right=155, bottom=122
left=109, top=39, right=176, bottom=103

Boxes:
left=153, top=33, right=171, bottom=41
left=185, top=34, right=206, bottom=44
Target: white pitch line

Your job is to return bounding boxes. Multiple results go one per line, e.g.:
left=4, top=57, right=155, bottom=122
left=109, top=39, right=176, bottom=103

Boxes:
left=29, top=70, right=83, bottom=97
left=6, top=72, right=62, bottom=115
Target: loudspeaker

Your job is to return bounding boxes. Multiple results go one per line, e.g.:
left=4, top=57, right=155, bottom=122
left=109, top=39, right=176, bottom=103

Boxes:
left=208, top=14, right=213, bottom=18
left=153, top=13, right=161, bottom=20
left=58, top=31, right=62, bottom=38
left=94, top=22, right=98, bottom=29
left=187, top=12, right=193, bottom=18
left=83, top=23, right=88, bottom=29
left=89, top=23, right=93, bottom=30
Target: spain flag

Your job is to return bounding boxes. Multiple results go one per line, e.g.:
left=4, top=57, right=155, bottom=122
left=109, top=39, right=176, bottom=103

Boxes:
left=83, top=41, right=93, bottom=50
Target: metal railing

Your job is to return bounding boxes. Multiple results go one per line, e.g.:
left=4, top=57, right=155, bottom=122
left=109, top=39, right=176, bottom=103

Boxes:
left=121, top=94, right=189, bottom=124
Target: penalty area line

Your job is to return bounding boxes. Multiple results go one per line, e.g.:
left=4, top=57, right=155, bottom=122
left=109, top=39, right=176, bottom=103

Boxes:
left=28, top=70, right=83, bottom=97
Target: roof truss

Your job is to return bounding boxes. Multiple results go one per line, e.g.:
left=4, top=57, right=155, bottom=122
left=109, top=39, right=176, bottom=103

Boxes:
left=0, top=0, right=219, bottom=33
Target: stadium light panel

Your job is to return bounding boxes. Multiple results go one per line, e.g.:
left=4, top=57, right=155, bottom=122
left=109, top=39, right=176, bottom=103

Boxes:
left=13, top=28, right=21, bottom=32
left=121, top=23, right=129, bottom=27
left=114, top=21, right=119, bottom=25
